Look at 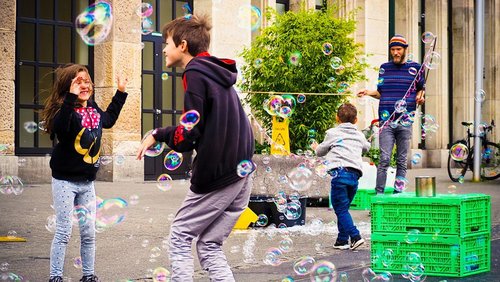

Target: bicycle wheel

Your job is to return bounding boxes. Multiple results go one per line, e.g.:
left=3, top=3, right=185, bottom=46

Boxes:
left=447, top=140, right=469, bottom=182
left=480, top=141, right=500, bottom=180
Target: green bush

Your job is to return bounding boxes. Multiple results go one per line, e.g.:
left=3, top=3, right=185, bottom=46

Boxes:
left=239, top=6, right=368, bottom=152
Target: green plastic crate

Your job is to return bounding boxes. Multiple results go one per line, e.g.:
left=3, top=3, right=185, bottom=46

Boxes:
left=329, top=187, right=394, bottom=210
left=349, top=188, right=374, bottom=210
left=371, top=193, right=490, bottom=236
left=371, top=232, right=490, bottom=277
left=351, top=187, right=394, bottom=210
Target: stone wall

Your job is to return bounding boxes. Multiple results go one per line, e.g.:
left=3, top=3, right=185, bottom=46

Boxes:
left=0, top=1, right=17, bottom=180
left=93, top=0, right=144, bottom=182
left=0, top=1, right=16, bottom=157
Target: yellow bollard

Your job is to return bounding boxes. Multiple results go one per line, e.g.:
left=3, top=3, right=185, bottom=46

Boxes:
left=233, top=207, right=258, bottom=230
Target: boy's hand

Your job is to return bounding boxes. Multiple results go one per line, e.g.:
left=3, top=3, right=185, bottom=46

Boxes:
left=116, top=73, right=129, bottom=93
left=70, top=77, right=82, bottom=95
left=310, top=141, right=319, bottom=151
left=136, top=134, right=156, bottom=160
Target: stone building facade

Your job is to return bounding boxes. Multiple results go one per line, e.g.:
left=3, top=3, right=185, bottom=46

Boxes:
left=0, top=0, right=498, bottom=183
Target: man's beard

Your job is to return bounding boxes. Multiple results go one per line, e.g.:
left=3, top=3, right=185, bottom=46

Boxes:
left=392, top=50, right=406, bottom=64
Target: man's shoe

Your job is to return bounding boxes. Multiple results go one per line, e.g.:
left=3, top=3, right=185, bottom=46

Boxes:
left=80, top=275, right=100, bottom=282
left=333, top=240, right=349, bottom=250
left=49, top=277, right=63, bottom=282
left=350, top=236, right=365, bottom=250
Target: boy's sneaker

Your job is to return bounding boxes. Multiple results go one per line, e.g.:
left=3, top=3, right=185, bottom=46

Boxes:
left=49, top=277, right=63, bottom=282
left=80, top=275, right=100, bottom=282
left=333, top=240, right=349, bottom=250
left=350, top=236, right=365, bottom=250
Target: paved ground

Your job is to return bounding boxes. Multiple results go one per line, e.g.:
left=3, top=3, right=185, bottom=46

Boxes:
left=0, top=168, right=499, bottom=281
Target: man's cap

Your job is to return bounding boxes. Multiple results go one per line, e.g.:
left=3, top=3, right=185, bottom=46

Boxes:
left=389, top=35, right=408, bottom=48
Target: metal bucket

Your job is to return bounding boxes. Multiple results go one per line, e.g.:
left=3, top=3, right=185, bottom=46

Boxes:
left=415, top=176, right=436, bottom=197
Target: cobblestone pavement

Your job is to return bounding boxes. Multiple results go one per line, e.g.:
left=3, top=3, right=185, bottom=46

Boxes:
left=1, top=168, right=499, bottom=281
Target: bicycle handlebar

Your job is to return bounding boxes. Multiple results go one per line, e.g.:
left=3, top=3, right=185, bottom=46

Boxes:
left=461, top=120, right=495, bottom=132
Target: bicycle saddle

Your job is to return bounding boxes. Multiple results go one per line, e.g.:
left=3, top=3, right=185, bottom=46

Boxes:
left=461, top=122, right=473, bottom=126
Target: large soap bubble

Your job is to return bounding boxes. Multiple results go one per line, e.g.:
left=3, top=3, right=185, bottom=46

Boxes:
left=287, top=166, right=313, bottom=192
left=75, top=1, right=113, bottom=46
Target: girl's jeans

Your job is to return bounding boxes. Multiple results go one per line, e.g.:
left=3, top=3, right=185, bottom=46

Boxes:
left=49, top=178, right=96, bottom=277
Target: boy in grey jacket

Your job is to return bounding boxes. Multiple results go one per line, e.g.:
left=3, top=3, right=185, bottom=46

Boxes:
left=311, top=103, right=370, bottom=250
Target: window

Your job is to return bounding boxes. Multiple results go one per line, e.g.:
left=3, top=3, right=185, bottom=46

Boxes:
left=141, top=0, right=194, bottom=180
left=315, top=0, right=326, bottom=11
left=141, top=0, right=193, bottom=136
left=15, top=0, right=93, bottom=155
left=276, top=0, right=289, bottom=15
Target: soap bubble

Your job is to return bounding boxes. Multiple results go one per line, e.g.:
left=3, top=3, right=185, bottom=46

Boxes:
left=293, top=256, right=316, bottom=275
left=237, top=160, right=255, bottom=177
left=322, top=42, right=333, bottom=55
left=309, top=260, right=337, bottom=282
left=152, top=266, right=170, bottom=282
left=141, top=17, right=154, bottom=35
left=450, top=143, right=468, bottom=161
left=287, top=166, right=313, bottom=192
left=256, top=214, right=268, bottom=226
left=164, top=150, right=183, bottom=170
left=24, top=121, right=38, bottom=133
left=424, top=51, right=441, bottom=69
left=75, top=1, right=113, bottom=46
left=288, top=51, right=302, bottom=66
left=421, top=31, right=436, bottom=44
left=394, top=176, right=409, bottom=192
left=475, top=89, right=486, bottom=103
left=156, top=174, right=173, bottom=192
left=136, top=3, right=153, bottom=18
left=330, top=57, right=342, bottom=69
left=142, top=130, right=166, bottom=157
left=411, top=153, right=422, bottom=165
left=179, top=110, right=200, bottom=130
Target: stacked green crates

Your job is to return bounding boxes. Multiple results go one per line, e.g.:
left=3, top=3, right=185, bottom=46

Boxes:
left=350, top=187, right=394, bottom=210
left=329, top=187, right=394, bottom=210
left=370, top=193, right=491, bottom=277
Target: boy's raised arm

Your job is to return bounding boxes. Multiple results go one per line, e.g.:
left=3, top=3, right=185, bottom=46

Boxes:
left=315, top=129, right=335, bottom=157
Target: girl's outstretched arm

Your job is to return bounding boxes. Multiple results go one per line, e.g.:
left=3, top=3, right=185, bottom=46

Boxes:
left=101, top=73, right=129, bottom=128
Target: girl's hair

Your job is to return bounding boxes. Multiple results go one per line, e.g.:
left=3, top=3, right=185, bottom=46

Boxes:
left=40, top=64, right=93, bottom=135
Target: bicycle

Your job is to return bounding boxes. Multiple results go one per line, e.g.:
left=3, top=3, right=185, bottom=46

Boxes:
left=447, top=120, right=500, bottom=182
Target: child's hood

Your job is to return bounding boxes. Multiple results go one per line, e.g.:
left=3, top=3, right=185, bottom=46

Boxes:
left=184, top=55, right=238, bottom=88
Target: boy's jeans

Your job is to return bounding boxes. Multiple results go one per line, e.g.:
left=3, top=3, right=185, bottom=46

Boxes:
left=330, top=168, right=361, bottom=242
left=376, top=124, right=412, bottom=194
